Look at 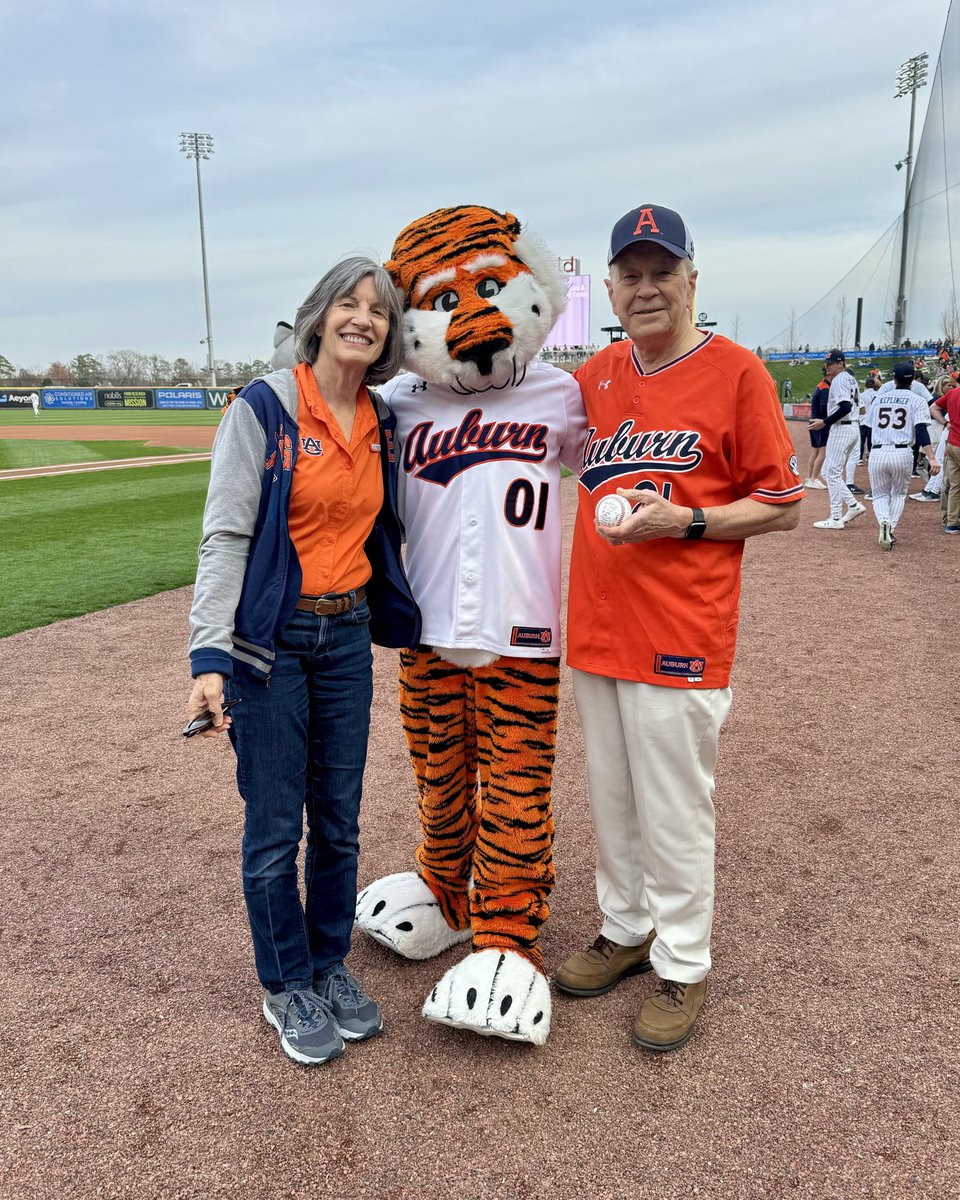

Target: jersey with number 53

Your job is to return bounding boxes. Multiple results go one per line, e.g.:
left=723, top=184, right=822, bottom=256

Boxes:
left=866, top=387, right=931, bottom=446
left=380, top=361, right=586, bottom=658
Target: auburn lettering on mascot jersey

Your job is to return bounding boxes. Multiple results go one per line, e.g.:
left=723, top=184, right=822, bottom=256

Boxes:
left=351, top=205, right=586, bottom=1045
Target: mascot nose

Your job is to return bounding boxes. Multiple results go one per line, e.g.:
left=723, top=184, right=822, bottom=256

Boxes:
left=456, top=338, right=511, bottom=377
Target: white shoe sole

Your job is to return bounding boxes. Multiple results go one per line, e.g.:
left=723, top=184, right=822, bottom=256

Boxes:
left=333, top=1015, right=383, bottom=1042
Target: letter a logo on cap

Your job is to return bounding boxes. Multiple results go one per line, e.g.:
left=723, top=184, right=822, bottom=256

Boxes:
left=633, top=208, right=661, bottom=235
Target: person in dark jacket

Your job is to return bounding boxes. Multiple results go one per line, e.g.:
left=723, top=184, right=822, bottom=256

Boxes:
left=186, top=256, right=420, bottom=1067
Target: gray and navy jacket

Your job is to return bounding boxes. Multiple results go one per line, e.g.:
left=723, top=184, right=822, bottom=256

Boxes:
left=188, top=369, right=421, bottom=680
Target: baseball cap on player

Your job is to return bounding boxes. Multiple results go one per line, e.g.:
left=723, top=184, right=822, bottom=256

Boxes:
left=893, top=360, right=915, bottom=382
left=607, top=205, right=695, bottom=265
left=824, top=350, right=846, bottom=364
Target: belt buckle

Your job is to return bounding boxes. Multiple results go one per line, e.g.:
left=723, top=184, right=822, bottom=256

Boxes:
left=315, top=593, right=349, bottom=616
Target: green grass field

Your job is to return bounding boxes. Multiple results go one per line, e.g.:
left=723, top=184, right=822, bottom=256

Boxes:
left=0, top=462, right=210, bottom=638
left=0, top=408, right=223, bottom=428
left=0, top=440, right=198, bottom=470
left=764, top=356, right=897, bottom=399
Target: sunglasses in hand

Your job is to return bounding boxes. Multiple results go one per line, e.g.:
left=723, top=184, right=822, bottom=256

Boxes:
left=182, top=697, right=242, bottom=738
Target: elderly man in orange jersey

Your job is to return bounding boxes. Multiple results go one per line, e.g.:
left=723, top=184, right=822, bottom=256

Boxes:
left=555, top=204, right=803, bottom=1051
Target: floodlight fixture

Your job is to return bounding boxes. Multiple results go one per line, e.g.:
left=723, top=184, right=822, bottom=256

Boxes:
left=178, top=133, right=217, bottom=385
left=891, top=54, right=929, bottom=346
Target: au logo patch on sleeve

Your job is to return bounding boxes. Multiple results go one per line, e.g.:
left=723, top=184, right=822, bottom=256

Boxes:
left=654, top=653, right=705, bottom=681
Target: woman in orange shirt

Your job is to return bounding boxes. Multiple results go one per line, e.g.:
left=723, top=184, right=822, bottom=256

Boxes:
left=186, top=257, right=420, bottom=1067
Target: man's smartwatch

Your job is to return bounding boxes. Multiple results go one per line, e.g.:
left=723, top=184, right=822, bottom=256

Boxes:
left=684, top=507, right=707, bottom=540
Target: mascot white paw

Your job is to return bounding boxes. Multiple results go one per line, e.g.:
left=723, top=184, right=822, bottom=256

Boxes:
left=355, top=871, right=471, bottom=960
left=422, top=948, right=551, bottom=1045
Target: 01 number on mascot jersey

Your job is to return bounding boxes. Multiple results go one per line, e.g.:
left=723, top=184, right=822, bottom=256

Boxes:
left=504, top=478, right=549, bottom=529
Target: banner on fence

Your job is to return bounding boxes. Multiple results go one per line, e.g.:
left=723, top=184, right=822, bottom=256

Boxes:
left=155, top=388, right=205, bottom=410
left=0, top=387, right=39, bottom=407
left=42, top=388, right=96, bottom=409
left=782, top=402, right=812, bottom=420
left=96, top=388, right=155, bottom=409
left=204, top=387, right=234, bottom=408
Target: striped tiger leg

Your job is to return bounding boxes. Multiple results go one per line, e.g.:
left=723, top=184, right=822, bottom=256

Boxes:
left=399, top=648, right=479, bottom=932
left=469, top=658, right=560, bottom=973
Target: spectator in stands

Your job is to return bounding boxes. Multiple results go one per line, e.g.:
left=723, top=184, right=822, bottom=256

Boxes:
left=185, top=257, right=420, bottom=1067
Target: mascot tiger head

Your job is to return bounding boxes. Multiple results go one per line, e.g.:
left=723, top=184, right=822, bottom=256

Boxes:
left=385, top=205, right=566, bottom=394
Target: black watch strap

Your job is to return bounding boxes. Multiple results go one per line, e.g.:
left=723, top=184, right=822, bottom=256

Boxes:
left=684, top=507, right=706, bottom=540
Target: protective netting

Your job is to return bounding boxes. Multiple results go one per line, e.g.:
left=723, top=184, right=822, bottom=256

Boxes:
left=766, top=2, right=959, bottom=353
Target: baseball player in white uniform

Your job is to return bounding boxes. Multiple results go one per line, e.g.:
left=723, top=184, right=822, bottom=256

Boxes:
left=866, top=367, right=940, bottom=550
left=809, top=350, right=866, bottom=529
left=910, top=376, right=951, bottom=502
left=872, top=361, right=933, bottom=482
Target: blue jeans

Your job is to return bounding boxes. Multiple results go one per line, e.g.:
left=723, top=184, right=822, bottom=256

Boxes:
left=226, top=601, right=373, bottom=993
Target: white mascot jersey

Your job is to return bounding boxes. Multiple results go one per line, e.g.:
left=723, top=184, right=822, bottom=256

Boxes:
left=381, top=204, right=586, bottom=665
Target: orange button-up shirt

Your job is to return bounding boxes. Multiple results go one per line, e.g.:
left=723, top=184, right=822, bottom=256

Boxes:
left=288, top=361, right=383, bottom=595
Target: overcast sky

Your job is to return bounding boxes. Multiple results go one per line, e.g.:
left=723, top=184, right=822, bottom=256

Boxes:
left=1, top=0, right=950, bottom=370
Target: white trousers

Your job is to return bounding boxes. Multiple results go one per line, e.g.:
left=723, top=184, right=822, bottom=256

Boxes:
left=925, top=427, right=948, bottom=497
left=572, top=670, right=733, bottom=983
left=844, top=434, right=860, bottom=484
left=868, top=446, right=912, bottom=528
left=824, top=424, right=860, bottom=520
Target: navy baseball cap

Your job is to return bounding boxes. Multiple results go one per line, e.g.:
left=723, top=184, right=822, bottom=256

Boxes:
left=824, top=350, right=846, bottom=364
left=607, top=205, right=694, bottom=265
left=893, top=360, right=915, bottom=382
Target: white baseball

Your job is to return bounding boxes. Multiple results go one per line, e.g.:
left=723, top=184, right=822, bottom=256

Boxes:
left=595, top=493, right=632, bottom=528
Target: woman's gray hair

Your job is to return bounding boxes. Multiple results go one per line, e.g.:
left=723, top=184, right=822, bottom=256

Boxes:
left=293, top=255, right=404, bottom=385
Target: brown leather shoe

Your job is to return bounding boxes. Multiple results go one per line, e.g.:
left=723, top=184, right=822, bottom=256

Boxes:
left=632, top=977, right=707, bottom=1051
left=554, top=931, right=655, bottom=997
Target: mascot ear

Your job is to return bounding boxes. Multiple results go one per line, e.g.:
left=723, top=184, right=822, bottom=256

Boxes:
left=383, top=258, right=404, bottom=297
left=502, top=211, right=522, bottom=239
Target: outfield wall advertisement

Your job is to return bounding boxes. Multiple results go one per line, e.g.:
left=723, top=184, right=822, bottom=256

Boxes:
left=767, top=344, right=957, bottom=362
left=155, top=388, right=206, bottom=410
left=43, top=388, right=96, bottom=409
left=96, top=388, right=154, bottom=408
left=0, top=387, right=39, bottom=407
left=4, top=386, right=230, bottom=410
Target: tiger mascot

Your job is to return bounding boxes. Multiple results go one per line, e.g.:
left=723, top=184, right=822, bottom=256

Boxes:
left=352, top=205, right=586, bottom=1045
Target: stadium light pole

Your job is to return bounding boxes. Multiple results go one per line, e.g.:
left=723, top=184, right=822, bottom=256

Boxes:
left=179, top=132, right=217, bottom=385
left=891, top=53, right=928, bottom=348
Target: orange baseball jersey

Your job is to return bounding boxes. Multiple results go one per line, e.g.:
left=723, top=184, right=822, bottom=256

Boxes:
left=567, top=333, right=803, bottom=689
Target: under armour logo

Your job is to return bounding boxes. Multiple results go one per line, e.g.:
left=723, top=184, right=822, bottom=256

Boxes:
left=598, top=380, right=612, bottom=390
left=410, top=381, right=427, bottom=393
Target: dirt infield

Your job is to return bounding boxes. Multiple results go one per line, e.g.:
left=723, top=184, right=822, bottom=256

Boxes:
left=1, top=423, right=217, bottom=448
left=2, top=421, right=958, bottom=1200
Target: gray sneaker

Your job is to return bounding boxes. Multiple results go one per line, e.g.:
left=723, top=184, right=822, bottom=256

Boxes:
left=315, top=964, right=383, bottom=1041
left=262, top=988, right=345, bottom=1066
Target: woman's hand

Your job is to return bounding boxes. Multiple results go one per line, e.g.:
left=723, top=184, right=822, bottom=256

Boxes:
left=187, top=672, right=231, bottom=738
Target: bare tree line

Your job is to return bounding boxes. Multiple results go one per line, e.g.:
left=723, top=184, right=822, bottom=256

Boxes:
left=0, top=350, right=271, bottom=388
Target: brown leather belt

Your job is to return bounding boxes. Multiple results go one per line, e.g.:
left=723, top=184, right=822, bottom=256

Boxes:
left=295, top=586, right=366, bottom=616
